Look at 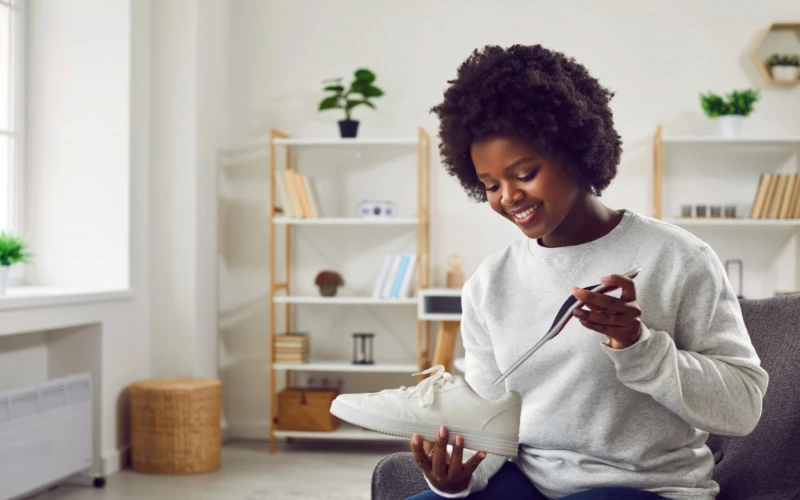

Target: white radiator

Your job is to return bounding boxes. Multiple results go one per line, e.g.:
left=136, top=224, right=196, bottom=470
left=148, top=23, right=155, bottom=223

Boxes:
left=0, top=373, right=93, bottom=500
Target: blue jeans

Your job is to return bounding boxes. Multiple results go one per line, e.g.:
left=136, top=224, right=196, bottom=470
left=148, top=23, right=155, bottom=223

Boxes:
left=406, top=462, right=666, bottom=499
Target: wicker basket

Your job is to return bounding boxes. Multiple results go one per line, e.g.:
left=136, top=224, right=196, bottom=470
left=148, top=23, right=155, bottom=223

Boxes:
left=129, top=377, right=222, bottom=475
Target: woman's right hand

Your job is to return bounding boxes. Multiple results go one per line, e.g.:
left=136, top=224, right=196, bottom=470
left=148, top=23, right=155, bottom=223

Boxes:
left=410, top=425, right=486, bottom=494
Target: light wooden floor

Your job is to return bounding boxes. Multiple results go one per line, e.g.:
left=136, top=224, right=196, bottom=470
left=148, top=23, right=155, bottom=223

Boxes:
left=31, top=440, right=409, bottom=500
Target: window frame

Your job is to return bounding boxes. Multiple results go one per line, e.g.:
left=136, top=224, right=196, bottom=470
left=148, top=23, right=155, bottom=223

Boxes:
left=0, top=0, right=24, bottom=235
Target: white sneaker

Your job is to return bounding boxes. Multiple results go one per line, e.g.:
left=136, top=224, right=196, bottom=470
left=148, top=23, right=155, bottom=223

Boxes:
left=329, top=365, right=521, bottom=457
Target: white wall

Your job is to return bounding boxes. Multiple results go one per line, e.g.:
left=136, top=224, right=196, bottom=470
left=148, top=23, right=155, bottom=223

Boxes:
left=25, top=0, right=130, bottom=289
left=223, top=0, right=800, bottom=437
left=149, top=0, right=228, bottom=379
left=0, top=0, right=152, bottom=475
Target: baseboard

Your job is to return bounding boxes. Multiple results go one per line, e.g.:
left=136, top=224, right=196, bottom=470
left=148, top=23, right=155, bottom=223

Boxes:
left=101, top=446, right=130, bottom=476
left=226, top=421, right=271, bottom=441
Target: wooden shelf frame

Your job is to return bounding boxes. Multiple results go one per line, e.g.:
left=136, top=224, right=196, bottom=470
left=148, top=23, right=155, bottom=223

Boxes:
left=751, top=22, right=800, bottom=87
left=267, top=128, right=432, bottom=453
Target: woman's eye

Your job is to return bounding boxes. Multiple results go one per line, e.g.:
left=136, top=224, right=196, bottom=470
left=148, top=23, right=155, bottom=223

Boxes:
left=519, top=171, right=536, bottom=182
left=486, top=185, right=499, bottom=192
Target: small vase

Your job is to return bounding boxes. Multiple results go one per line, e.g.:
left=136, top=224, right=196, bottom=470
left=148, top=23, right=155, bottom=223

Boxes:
left=771, top=65, right=800, bottom=81
left=338, top=120, right=359, bottom=138
left=319, top=285, right=338, bottom=297
left=0, top=265, right=9, bottom=296
left=719, top=115, right=744, bottom=139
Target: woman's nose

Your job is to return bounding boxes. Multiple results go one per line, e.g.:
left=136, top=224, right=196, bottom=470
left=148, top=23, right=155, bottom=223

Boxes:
left=501, top=184, right=523, bottom=206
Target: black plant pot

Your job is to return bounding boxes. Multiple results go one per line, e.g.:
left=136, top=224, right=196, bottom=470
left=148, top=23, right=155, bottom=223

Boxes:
left=338, top=120, right=359, bottom=138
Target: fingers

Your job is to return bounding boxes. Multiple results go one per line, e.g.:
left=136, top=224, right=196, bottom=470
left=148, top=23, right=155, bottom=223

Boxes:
left=462, top=450, right=487, bottom=477
left=573, top=307, right=639, bottom=326
left=432, top=426, right=449, bottom=479
left=448, top=435, right=464, bottom=481
left=600, top=274, right=637, bottom=302
left=580, top=317, right=642, bottom=339
left=571, top=287, right=629, bottom=313
left=411, top=434, right=431, bottom=473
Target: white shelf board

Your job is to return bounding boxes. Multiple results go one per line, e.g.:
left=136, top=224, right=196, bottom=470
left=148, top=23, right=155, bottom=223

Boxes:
left=273, top=296, right=417, bottom=305
left=662, top=136, right=800, bottom=147
left=273, top=361, right=418, bottom=373
left=273, top=216, right=419, bottom=225
left=274, top=422, right=406, bottom=442
left=273, top=137, right=417, bottom=147
left=668, top=218, right=800, bottom=227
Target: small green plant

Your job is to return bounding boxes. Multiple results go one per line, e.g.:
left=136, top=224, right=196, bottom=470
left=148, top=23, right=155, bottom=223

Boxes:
left=766, top=54, right=800, bottom=67
left=0, top=231, right=31, bottom=266
left=319, top=68, right=384, bottom=121
left=700, top=89, right=760, bottom=117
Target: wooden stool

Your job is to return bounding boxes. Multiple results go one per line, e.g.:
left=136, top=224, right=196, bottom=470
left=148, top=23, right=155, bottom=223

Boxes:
left=129, top=377, right=222, bottom=475
left=432, top=321, right=460, bottom=373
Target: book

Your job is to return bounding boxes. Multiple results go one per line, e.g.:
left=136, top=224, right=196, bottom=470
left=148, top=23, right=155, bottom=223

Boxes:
left=283, top=170, right=305, bottom=218
left=274, top=173, right=296, bottom=217
left=789, top=175, right=800, bottom=219
left=750, top=174, right=771, bottom=219
left=292, top=170, right=313, bottom=218
left=372, top=254, right=394, bottom=298
left=398, top=254, right=418, bottom=298
left=390, top=254, right=411, bottom=298
left=303, top=175, right=323, bottom=218
left=760, top=174, right=779, bottom=218
left=380, top=254, right=403, bottom=299
left=767, top=174, right=786, bottom=219
left=780, top=174, right=798, bottom=219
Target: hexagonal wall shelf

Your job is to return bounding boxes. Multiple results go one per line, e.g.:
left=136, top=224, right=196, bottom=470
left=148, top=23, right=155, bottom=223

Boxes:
left=751, top=22, right=800, bottom=86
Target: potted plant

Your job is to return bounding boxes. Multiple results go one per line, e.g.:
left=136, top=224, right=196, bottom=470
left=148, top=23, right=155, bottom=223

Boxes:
left=319, top=68, right=384, bottom=138
left=699, top=89, right=760, bottom=138
left=314, top=270, right=344, bottom=297
left=766, top=54, right=800, bottom=81
left=0, top=231, right=31, bottom=296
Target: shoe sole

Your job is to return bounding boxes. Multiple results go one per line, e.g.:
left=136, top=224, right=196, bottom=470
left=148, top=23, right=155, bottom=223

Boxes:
left=329, top=399, right=519, bottom=457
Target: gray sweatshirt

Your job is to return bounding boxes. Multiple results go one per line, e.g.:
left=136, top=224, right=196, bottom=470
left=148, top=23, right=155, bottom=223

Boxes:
left=429, top=209, right=768, bottom=499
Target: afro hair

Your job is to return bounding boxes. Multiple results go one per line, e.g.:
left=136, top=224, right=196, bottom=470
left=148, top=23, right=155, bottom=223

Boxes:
left=430, top=44, right=622, bottom=202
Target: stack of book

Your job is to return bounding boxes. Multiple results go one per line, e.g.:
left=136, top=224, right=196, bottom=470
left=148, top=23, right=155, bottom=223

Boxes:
left=372, top=253, right=417, bottom=299
left=273, top=332, right=310, bottom=364
left=750, top=173, right=800, bottom=219
left=275, top=170, right=323, bottom=218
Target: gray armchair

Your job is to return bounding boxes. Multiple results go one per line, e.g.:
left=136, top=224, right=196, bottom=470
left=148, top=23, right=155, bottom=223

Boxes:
left=372, top=295, right=800, bottom=500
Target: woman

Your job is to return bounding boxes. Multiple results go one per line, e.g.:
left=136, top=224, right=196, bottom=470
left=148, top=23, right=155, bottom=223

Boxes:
left=408, top=44, right=768, bottom=500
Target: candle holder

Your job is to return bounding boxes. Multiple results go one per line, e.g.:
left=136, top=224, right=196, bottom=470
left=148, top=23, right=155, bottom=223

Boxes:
left=352, top=333, right=375, bottom=365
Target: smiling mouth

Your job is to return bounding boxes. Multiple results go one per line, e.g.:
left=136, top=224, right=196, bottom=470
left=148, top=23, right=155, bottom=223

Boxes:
left=506, top=202, right=542, bottom=226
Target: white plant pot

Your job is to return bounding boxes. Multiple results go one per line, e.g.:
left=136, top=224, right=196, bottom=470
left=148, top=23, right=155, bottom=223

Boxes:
left=719, top=115, right=744, bottom=139
left=771, top=65, right=800, bottom=81
left=0, top=265, right=9, bottom=296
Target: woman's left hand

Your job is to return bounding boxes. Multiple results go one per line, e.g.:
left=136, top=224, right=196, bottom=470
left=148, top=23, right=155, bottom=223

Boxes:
left=571, top=274, right=642, bottom=349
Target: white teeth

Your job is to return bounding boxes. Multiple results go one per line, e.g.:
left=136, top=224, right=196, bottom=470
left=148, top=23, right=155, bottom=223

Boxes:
left=513, top=203, right=541, bottom=220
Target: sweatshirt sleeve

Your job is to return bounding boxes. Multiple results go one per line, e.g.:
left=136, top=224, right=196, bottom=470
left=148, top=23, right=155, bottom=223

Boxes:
left=602, top=246, right=769, bottom=437
left=422, top=275, right=509, bottom=497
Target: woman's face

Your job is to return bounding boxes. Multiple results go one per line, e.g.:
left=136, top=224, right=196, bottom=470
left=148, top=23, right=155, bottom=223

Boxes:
left=471, top=136, right=583, bottom=241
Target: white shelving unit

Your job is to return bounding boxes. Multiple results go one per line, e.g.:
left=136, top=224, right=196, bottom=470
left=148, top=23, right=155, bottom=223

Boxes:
left=274, top=423, right=406, bottom=442
left=272, top=296, right=417, bottom=305
left=654, top=126, right=800, bottom=298
left=272, top=361, right=418, bottom=373
left=668, top=218, right=800, bottom=227
left=661, top=136, right=800, bottom=147
left=272, top=216, right=419, bottom=226
left=267, top=129, right=432, bottom=452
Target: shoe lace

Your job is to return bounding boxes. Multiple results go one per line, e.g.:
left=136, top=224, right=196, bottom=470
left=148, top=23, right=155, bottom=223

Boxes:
left=394, top=364, right=454, bottom=408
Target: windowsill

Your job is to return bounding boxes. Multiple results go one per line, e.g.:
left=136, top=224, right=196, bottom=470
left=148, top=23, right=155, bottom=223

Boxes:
left=0, top=286, right=132, bottom=311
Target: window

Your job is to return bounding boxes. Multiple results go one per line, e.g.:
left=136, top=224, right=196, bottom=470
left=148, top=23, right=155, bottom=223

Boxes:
left=0, top=0, right=21, bottom=231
